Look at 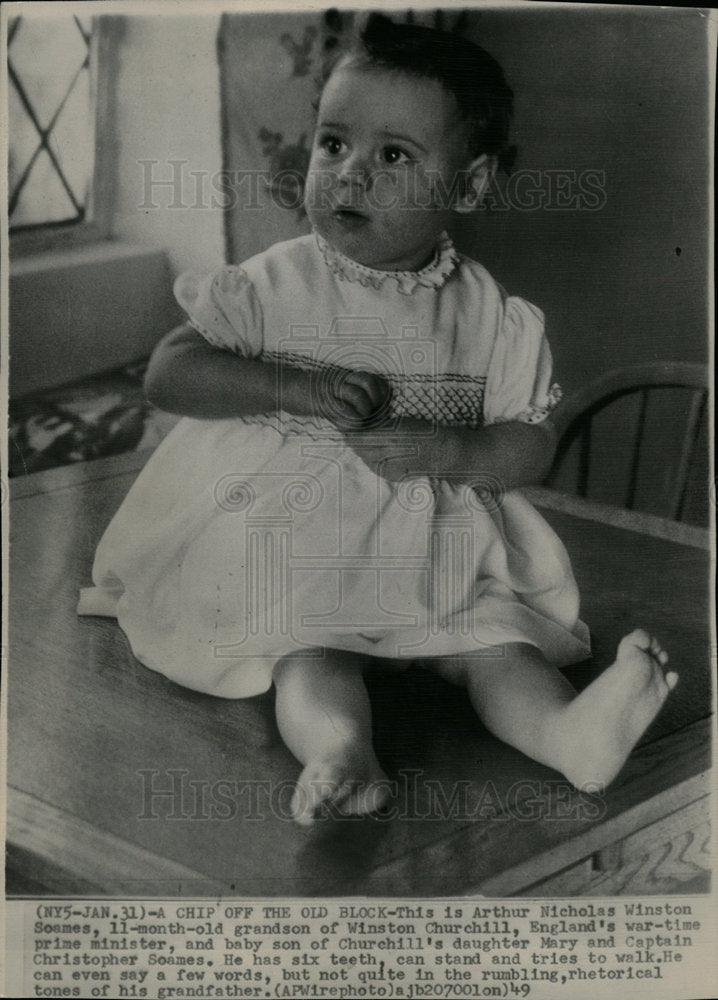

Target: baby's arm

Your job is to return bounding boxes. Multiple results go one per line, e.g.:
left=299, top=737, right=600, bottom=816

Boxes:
left=424, top=418, right=557, bottom=489
left=343, top=417, right=557, bottom=492
left=145, top=323, right=390, bottom=425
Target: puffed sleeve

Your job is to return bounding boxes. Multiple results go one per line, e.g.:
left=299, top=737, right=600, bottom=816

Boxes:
left=482, top=296, right=562, bottom=425
left=173, top=266, right=264, bottom=357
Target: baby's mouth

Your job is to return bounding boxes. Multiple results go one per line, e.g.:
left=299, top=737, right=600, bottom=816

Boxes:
left=332, top=206, right=370, bottom=229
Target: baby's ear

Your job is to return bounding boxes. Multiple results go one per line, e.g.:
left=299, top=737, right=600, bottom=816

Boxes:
left=454, top=155, right=497, bottom=214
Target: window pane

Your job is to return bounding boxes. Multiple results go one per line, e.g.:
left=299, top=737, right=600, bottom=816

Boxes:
left=8, top=14, right=95, bottom=231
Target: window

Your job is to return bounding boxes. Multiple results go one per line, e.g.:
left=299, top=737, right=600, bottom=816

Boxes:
left=8, top=12, right=118, bottom=255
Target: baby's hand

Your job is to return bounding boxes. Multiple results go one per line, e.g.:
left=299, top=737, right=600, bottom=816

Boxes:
left=321, top=369, right=392, bottom=430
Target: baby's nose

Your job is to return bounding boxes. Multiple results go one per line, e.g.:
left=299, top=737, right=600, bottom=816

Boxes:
left=339, top=151, right=373, bottom=188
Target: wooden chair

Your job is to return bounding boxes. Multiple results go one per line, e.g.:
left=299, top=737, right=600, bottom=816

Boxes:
left=545, top=361, right=709, bottom=523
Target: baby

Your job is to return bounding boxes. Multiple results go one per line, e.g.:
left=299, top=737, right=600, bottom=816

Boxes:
left=79, top=14, right=676, bottom=824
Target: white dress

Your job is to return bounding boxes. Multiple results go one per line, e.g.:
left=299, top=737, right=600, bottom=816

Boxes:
left=78, top=233, right=590, bottom=697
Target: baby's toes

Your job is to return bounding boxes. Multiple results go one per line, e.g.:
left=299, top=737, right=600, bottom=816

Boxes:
left=618, top=628, right=652, bottom=657
left=648, top=634, right=667, bottom=662
left=291, top=773, right=330, bottom=826
left=336, top=780, right=390, bottom=817
left=292, top=763, right=358, bottom=825
left=652, top=660, right=678, bottom=698
left=290, top=783, right=319, bottom=826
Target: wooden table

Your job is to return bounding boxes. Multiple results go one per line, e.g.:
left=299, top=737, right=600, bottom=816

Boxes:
left=6, top=452, right=713, bottom=897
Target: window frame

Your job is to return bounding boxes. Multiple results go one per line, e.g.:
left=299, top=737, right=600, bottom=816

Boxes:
left=9, top=15, right=122, bottom=258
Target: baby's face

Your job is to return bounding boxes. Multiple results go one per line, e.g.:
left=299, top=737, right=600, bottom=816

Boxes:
left=305, top=62, right=472, bottom=271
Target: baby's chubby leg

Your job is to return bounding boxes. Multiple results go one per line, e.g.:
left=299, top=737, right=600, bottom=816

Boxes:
left=425, top=630, right=677, bottom=790
left=273, top=649, right=390, bottom=825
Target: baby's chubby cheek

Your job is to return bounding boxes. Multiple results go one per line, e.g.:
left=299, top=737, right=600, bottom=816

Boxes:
left=304, top=172, right=331, bottom=214
left=366, top=171, right=403, bottom=211
left=368, top=168, right=432, bottom=212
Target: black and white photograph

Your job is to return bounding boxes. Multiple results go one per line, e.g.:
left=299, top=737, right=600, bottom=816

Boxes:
left=2, top=0, right=715, bottom=996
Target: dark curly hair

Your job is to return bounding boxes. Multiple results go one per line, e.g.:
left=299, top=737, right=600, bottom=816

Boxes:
left=321, top=12, right=516, bottom=175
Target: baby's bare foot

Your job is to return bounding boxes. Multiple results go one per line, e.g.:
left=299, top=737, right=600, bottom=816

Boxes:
left=291, top=751, right=391, bottom=826
left=558, top=629, right=677, bottom=789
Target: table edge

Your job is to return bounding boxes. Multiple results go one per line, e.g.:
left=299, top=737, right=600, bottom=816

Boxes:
left=7, top=718, right=713, bottom=898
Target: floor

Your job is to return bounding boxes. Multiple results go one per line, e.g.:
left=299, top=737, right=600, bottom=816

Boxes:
left=8, top=359, right=178, bottom=478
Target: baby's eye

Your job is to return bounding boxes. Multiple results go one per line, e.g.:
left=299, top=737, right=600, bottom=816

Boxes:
left=319, top=134, right=345, bottom=156
left=382, top=146, right=411, bottom=165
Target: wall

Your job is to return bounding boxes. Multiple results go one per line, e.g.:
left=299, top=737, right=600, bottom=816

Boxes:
left=10, top=244, right=178, bottom=396
left=8, top=13, right=224, bottom=396
left=449, top=7, right=710, bottom=518
left=111, top=14, right=224, bottom=274
left=451, top=6, right=710, bottom=387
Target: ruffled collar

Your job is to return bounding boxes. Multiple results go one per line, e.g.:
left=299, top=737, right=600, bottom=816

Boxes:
left=315, top=230, right=459, bottom=294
